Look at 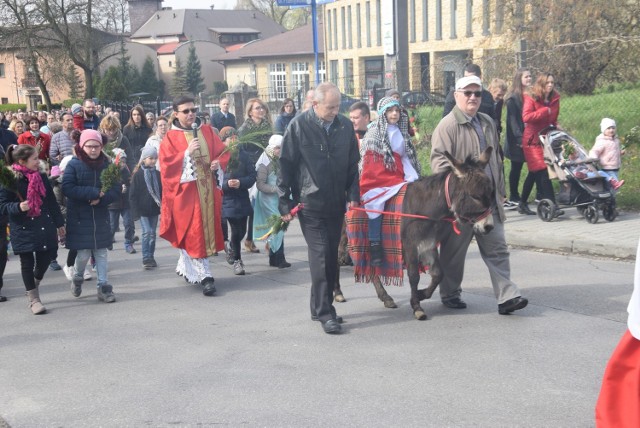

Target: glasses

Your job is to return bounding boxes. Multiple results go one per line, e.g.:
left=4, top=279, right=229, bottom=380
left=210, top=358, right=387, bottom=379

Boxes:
left=178, top=108, right=198, bottom=114
left=84, top=145, right=102, bottom=150
left=459, top=90, right=483, bottom=98
left=253, top=105, right=265, bottom=111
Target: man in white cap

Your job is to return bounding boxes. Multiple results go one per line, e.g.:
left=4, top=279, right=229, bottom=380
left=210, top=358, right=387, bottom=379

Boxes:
left=430, top=75, right=528, bottom=315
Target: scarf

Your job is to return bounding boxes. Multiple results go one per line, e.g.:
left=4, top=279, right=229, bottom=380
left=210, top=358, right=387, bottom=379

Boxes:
left=142, top=164, right=161, bottom=207
left=11, top=164, right=46, bottom=217
left=359, top=97, right=421, bottom=175
left=76, top=146, right=107, bottom=170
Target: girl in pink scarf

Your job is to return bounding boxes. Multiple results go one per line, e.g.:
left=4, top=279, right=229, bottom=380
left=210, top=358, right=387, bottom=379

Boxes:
left=0, top=145, right=65, bottom=314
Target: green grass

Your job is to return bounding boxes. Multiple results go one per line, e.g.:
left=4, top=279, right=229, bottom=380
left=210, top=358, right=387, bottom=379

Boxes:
left=413, top=87, right=640, bottom=210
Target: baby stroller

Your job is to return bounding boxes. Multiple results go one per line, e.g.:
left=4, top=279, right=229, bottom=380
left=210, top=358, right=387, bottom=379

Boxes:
left=539, top=126, right=617, bottom=223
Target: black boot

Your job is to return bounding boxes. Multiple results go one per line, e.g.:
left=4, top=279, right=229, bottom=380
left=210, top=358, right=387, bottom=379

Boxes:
left=369, top=241, right=384, bottom=267
left=518, top=202, right=535, bottom=215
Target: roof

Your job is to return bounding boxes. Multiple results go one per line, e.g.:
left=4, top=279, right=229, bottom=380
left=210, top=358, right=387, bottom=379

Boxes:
left=214, top=23, right=324, bottom=61
left=156, top=42, right=181, bottom=54
left=131, top=9, right=285, bottom=42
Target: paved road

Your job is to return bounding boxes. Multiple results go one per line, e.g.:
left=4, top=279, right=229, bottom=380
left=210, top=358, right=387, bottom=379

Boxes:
left=0, top=210, right=637, bottom=427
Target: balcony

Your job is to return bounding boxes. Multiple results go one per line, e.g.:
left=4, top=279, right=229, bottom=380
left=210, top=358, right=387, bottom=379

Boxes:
left=21, top=77, right=38, bottom=89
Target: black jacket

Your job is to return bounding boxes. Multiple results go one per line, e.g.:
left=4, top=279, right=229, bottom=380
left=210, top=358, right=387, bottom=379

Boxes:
left=123, top=124, right=153, bottom=160
left=278, top=109, right=360, bottom=218
left=61, top=157, right=120, bottom=250
left=0, top=128, right=18, bottom=152
left=222, top=150, right=256, bottom=219
left=211, top=111, right=237, bottom=130
left=504, top=96, right=526, bottom=163
left=129, top=167, right=162, bottom=219
left=0, top=173, right=64, bottom=254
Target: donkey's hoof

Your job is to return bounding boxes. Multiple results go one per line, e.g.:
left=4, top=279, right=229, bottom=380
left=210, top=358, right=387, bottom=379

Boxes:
left=414, top=310, right=427, bottom=320
left=334, top=292, right=346, bottom=303
left=383, top=298, right=397, bottom=309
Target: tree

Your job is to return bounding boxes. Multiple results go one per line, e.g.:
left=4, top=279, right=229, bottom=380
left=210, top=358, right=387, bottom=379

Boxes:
left=236, top=0, right=292, bottom=28
left=96, top=66, right=127, bottom=101
left=185, top=42, right=206, bottom=97
left=137, top=56, right=161, bottom=98
left=66, top=65, right=84, bottom=99
left=171, top=58, right=189, bottom=98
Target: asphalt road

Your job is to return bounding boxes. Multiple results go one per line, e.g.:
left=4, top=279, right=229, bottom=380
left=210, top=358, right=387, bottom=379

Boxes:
left=0, top=221, right=634, bottom=427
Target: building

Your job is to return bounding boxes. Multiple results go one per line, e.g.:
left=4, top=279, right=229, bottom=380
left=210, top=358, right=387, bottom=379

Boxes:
left=322, top=0, right=518, bottom=97
left=214, top=23, right=325, bottom=105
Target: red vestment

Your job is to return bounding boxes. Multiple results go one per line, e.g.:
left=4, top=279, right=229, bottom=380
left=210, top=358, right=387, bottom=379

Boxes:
left=159, top=124, right=229, bottom=258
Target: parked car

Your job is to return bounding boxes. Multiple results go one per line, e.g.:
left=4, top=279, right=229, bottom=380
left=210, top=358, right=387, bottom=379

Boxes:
left=402, top=91, right=446, bottom=108
left=339, top=93, right=362, bottom=113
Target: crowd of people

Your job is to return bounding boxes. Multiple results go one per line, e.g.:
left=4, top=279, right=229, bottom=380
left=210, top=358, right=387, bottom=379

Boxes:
left=0, top=68, right=626, bottom=335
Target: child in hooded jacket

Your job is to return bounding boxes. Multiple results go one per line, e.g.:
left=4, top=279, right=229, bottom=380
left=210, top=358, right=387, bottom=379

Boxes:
left=589, top=118, right=625, bottom=183
left=129, top=146, right=162, bottom=269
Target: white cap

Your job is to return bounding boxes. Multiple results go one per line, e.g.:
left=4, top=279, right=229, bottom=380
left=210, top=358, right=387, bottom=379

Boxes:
left=455, top=75, right=483, bottom=90
left=600, top=118, right=616, bottom=133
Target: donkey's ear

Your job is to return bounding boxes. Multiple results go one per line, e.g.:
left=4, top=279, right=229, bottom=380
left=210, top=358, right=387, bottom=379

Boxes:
left=444, top=151, right=465, bottom=178
left=477, top=146, right=493, bottom=168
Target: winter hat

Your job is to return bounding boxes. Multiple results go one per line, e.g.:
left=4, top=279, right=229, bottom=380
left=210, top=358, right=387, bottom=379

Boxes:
left=455, top=75, right=482, bottom=90
left=79, top=129, right=103, bottom=148
left=385, top=89, right=401, bottom=99
left=219, top=126, right=237, bottom=141
left=50, top=165, right=61, bottom=178
left=600, top=118, right=616, bottom=133
left=140, top=146, right=158, bottom=162
left=71, top=103, right=82, bottom=115
left=377, top=96, right=400, bottom=117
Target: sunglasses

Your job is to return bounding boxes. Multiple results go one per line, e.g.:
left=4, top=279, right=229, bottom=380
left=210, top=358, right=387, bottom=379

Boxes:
left=178, top=108, right=198, bottom=114
left=459, top=90, right=483, bottom=98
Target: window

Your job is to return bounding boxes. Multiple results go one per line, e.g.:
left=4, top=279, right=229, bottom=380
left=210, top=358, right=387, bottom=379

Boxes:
left=356, top=3, right=362, bottom=48
left=364, top=59, right=384, bottom=88
left=318, top=60, right=327, bottom=83
left=333, top=8, right=338, bottom=50
left=495, top=0, right=504, bottom=33
left=0, top=63, right=5, bottom=78
left=365, top=1, right=371, bottom=47
left=291, top=62, right=309, bottom=92
left=450, top=0, right=457, bottom=39
left=410, top=0, right=416, bottom=42
left=330, top=60, right=339, bottom=86
left=327, top=10, right=332, bottom=51
left=343, top=59, right=354, bottom=93
left=482, top=0, right=490, bottom=35
left=435, top=0, right=442, bottom=40
left=466, top=0, right=473, bottom=37
left=341, top=7, right=346, bottom=49
left=169, top=61, right=172, bottom=68
left=268, top=63, right=287, bottom=101
left=1, top=98, right=8, bottom=104
left=376, top=0, right=382, bottom=46
left=347, top=6, right=353, bottom=49
left=422, top=0, right=429, bottom=41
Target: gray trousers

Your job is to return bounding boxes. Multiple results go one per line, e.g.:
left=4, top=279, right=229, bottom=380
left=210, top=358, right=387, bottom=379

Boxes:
left=438, top=212, right=521, bottom=304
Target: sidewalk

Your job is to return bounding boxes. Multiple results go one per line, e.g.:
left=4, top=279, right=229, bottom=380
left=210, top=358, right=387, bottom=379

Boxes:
left=503, top=205, right=640, bottom=259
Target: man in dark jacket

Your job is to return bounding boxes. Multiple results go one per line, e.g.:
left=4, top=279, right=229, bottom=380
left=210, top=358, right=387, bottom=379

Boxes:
left=0, top=127, right=18, bottom=152
left=211, top=98, right=236, bottom=131
left=442, top=63, right=495, bottom=119
left=81, top=99, right=101, bottom=130
left=278, top=82, right=360, bottom=335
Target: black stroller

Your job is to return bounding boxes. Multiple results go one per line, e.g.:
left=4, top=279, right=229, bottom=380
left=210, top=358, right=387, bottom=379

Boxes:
left=538, top=127, right=617, bottom=223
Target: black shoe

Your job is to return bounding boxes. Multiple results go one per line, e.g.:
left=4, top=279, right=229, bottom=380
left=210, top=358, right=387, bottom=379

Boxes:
left=498, top=296, right=529, bottom=315
left=311, top=315, right=343, bottom=323
left=442, top=297, right=468, bottom=309
left=202, top=277, right=216, bottom=296
left=149, top=258, right=158, bottom=268
left=370, top=241, right=384, bottom=267
left=321, top=319, right=342, bottom=334
left=143, top=259, right=154, bottom=269
left=48, top=260, right=62, bottom=271
left=278, top=261, right=292, bottom=269
left=517, top=202, right=535, bottom=215
left=0, top=295, right=6, bottom=302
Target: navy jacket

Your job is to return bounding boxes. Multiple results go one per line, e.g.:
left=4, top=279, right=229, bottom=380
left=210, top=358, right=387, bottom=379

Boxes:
left=211, top=111, right=237, bottom=131
left=0, top=173, right=64, bottom=254
left=61, top=157, right=120, bottom=250
left=222, top=150, right=256, bottom=219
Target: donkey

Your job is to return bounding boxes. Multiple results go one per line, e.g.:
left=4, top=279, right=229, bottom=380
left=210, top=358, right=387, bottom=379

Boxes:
left=338, top=147, right=495, bottom=319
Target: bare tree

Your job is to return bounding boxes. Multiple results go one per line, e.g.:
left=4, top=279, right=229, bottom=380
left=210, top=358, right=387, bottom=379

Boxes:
left=236, top=0, right=292, bottom=28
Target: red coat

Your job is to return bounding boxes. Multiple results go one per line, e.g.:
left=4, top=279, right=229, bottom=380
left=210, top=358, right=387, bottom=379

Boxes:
left=522, top=93, right=560, bottom=172
left=159, top=124, right=229, bottom=258
left=17, top=132, right=51, bottom=161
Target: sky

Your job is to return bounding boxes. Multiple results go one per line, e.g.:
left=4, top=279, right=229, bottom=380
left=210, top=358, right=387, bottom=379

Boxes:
left=161, top=0, right=237, bottom=10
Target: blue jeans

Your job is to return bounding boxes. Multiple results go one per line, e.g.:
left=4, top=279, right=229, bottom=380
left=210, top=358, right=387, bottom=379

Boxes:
left=75, top=248, right=108, bottom=286
left=109, top=208, right=135, bottom=244
left=140, top=215, right=158, bottom=260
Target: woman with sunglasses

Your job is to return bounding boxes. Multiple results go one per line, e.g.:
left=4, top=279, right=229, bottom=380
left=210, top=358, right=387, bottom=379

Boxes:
left=520, top=73, right=563, bottom=217
left=237, top=98, right=273, bottom=254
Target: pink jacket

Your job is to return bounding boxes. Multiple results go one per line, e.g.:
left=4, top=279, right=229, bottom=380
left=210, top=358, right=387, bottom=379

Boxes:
left=589, top=134, right=622, bottom=170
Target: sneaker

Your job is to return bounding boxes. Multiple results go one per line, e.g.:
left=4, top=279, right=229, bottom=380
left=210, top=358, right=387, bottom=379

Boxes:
left=125, top=243, right=136, bottom=254
left=97, top=284, right=116, bottom=303
left=149, top=258, right=158, bottom=268
left=611, top=179, right=625, bottom=190
left=244, top=240, right=260, bottom=253
left=71, top=276, right=83, bottom=297
left=63, top=265, right=76, bottom=281
left=233, top=259, right=245, bottom=275
left=83, top=271, right=92, bottom=280
left=48, top=260, right=62, bottom=271
left=143, top=258, right=154, bottom=269
left=502, top=200, right=518, bottom=210
left=225, top=241, right=234, bottom=265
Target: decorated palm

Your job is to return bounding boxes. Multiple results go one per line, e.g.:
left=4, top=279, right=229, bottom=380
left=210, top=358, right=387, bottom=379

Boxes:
left=256, top=203, right=304, bottom=241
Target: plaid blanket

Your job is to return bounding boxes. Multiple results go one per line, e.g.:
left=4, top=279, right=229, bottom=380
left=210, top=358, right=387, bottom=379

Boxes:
left=345, top=185, right=407, bottom=286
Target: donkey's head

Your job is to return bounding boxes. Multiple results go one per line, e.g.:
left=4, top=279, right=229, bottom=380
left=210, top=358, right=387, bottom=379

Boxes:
left=444, top=147, right=495, bottom=235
